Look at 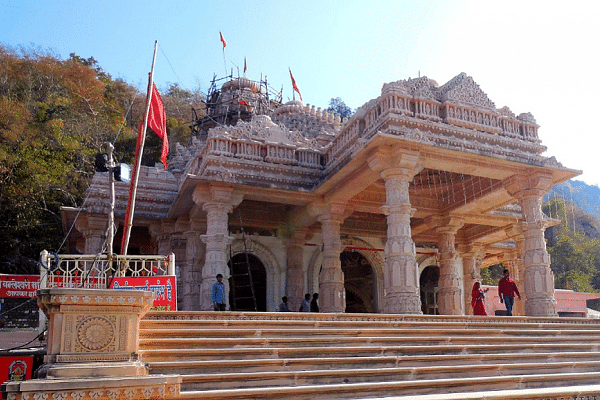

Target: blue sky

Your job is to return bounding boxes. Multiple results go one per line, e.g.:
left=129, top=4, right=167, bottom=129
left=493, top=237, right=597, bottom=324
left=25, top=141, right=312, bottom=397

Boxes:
left=2, top=0, right=600, bottom=186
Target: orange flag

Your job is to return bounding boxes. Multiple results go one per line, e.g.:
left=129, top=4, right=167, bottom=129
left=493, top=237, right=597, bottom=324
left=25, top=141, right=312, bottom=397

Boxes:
left=220, top=31, right=226, bottom=49
left=289, top=68, right=302, bottom=101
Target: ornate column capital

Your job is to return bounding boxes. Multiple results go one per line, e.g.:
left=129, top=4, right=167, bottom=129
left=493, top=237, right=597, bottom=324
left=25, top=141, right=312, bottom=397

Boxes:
left=505, top=224, right=525, bottom=240
left=367, top=148, right=421, bottom=180
left=316, top=202, right=352, bottom=224
left=74, top=214, right=107, bottom=233
left=503, top=171, right=553, bottom=199
left=458, top=242, right=485, bottom=259
left=192, top=183, right=244, bottom=210
left=426, top=215, right=465, bottom=235
left=149, top=220, right=175, bottom=240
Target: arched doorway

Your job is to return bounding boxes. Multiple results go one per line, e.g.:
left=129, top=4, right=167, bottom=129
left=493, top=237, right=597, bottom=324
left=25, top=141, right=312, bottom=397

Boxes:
left=420, top=265, right=439, bottom=315
left=228, top=253, right=267, bottom=311
left=340, top=251, right=375, bottom=313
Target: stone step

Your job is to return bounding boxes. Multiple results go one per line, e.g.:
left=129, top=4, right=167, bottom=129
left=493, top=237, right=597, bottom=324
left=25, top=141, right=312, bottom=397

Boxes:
left=139, top=334, right=600, bottom=352
left=139, top=342, right=600, bottom=362
left=139, top=326, right=600, bottom=339
left=176, top=360, right=600, bottom=392
left=140, top=312, right=600, bottom=399
left=177, top=371, right=600, bottom=399
left=141, top=312, right=600, bottom=331
left=147, top=351, right=600, bottom=375
left=366, top=385, right=600, bottom=400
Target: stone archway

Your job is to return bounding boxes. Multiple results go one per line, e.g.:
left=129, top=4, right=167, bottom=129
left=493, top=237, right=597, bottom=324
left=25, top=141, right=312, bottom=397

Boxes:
left=229, top=237, right=282, bottom=311
left=420, top=265, right=440, bottom=315
left=307, top=237, right=385, bottom=313
left=227, top=253, right=267, bottom=311
left=340, top=251, right=375, bottom=313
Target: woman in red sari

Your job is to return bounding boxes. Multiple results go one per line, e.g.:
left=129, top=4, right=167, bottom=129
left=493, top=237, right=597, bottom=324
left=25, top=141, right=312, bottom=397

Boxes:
left=471, top=281, right=488, bottom=316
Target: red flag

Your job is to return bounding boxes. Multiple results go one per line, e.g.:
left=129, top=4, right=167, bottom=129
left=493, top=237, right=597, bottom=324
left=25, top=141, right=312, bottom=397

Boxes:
left=140, top=80, right=168, bottom=169
left=220, top=31, right=226, bottom=49
left=289, top=68, right=302, bottom=101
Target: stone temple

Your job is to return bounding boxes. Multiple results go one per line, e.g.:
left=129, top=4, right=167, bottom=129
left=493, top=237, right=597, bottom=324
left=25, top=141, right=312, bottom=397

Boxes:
left=61, top=72, right=580, bottom=317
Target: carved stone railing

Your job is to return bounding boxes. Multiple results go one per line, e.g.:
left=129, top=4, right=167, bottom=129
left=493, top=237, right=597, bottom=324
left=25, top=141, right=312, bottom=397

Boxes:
left=40, top=251, right=175, bottom=290
left=323, top=75, right=547, bottom=177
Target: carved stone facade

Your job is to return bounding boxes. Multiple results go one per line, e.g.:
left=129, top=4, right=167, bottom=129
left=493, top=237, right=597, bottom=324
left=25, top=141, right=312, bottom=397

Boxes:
left=63, top=72, right=580, bottom=317
left=3, top=288, right=181, bottom=399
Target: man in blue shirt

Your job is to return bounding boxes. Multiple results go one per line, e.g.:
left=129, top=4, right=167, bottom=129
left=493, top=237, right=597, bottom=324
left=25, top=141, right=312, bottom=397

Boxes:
left=299, top=293, right=310, bottom=312
left=212, top=274, right=226, bottom=311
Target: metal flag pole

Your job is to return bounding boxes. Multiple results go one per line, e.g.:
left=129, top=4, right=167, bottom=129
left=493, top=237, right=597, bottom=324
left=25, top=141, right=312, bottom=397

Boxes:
left=121, top=40, right=158, bottom=255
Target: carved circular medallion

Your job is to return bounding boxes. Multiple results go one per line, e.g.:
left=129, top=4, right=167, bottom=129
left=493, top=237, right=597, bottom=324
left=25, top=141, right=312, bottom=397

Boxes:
left=76, top=316, right=114, bottom=351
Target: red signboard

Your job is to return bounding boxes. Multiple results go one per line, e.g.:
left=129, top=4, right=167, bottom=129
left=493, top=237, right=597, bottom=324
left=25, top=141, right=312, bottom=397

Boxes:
left=0, top=275, right=99, bottom=298
left=0, top=274, right=177, bottom=311
left=0, top=276, right=39, bottom=298
left=110, top=276, right=177, bottom=311
left=0, top=356, right=33, bottom=382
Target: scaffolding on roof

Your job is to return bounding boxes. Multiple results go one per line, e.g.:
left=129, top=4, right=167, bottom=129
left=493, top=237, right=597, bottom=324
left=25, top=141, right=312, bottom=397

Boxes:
left=191, top=72, right=283, bottom=137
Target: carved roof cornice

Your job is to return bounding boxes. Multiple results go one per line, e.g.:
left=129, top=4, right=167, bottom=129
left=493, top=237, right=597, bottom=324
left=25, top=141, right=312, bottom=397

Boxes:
left=168, top=72, right=577, bottom=197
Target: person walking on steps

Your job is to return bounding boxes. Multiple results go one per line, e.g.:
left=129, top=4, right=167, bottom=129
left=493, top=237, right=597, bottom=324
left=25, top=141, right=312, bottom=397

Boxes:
left=310, top=293, right=319, bottom=312
left=498, top=269, right=521, bottom=316
left=299, top=293, right=310, bottom=312
left=279, top=296, right=290, bottom=312
left=212, top=274, right=226, bottom=311
left=471, top=281, right=488, bottom=316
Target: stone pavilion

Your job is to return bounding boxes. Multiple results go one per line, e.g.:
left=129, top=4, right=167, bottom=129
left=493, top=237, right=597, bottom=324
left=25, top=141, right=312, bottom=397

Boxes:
left=61, top=72, right=580, bottom=317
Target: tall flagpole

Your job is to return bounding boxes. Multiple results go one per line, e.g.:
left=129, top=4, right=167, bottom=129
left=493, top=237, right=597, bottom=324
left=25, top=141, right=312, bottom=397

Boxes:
left=121, top=40, right=158, bottom=255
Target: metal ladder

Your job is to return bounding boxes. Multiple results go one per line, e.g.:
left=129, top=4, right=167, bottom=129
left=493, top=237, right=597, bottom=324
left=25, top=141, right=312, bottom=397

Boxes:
left=229, top=212, right=257, bottom=311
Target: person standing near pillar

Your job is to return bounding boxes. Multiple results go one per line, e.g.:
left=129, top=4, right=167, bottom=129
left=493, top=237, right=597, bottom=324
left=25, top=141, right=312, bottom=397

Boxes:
left=212, top=274, right=226, bottom=311
left=498, top=269, right=521, bottom=316
left=310, top=293, right=319, bottom=312
left=471, top=282, right=488, bottom=316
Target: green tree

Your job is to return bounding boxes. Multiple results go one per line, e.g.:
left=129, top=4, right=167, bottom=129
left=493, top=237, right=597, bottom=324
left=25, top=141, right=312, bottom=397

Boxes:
left=548, top=236, right=598, bottom=291
left=543, top=197, right=600, bottom=291
left=327, top=97, right=353, bottom=119
left=0, top=45, right=137, bottom=273
left=480, top=264, right=504, bottom=286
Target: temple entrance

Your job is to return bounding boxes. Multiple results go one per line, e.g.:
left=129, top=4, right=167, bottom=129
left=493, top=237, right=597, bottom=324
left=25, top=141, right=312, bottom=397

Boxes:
left=420, top=265, right=440, bottom=315
left=228, top=253, right=267, bottom=311
left=340, top=250, right=375, bottom=313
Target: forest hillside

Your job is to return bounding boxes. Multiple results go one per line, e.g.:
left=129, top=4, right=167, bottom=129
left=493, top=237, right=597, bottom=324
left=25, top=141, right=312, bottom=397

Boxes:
left=0, top=45, right=202, bottom=273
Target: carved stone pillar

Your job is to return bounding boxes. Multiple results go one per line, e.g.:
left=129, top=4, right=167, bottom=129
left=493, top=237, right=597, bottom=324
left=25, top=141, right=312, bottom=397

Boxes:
left=380, top=168, right=422, bottom=314
left=149, top=221, right=175, bottom=256
left=368, top=149, right=421, bottom=314
left=75, top=214, right=107, bottom=254
left=193, top=184, right=243, bottom=311
left=318, top=205, right=346, bottom=313
left=285, top=230, right=307, bottom=312
left=460, top=243, right=483, bottom=316
left=182, top=221, right=203, bottom=311
left=505, top=172, right=557, bottom=317
left=429, top=216, right=464, bottom=315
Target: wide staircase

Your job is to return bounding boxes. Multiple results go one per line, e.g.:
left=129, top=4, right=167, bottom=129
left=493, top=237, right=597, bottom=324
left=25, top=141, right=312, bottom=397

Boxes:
left=139, top=312, right=600, bottom=399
